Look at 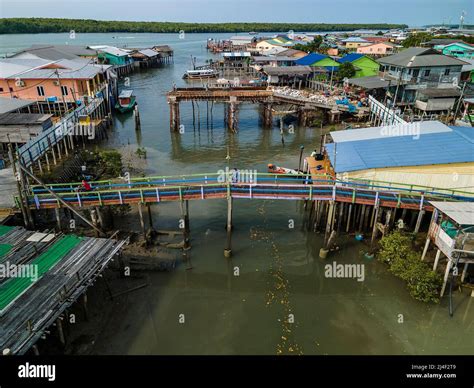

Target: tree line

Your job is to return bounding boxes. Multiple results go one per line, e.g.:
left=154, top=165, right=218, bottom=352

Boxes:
left=0, top=18, right=408, bottom=34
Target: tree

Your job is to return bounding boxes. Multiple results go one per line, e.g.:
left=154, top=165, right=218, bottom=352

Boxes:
left=293, top=35, right=323, bottom=53
left=336, top=62, right=356, bottom=80
left=376, top=30, right=384, bottom=36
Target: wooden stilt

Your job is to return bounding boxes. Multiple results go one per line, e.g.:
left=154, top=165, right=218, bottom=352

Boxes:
left=346, top=204, right=352, bottom=233
left=414, top=210, right=425, bottom=234
left=55, top=208, right=62, bottom=231
left=224, top=196, right=233, bottom=257
left=421, top=238, right=430, bottom=261
left=433, top=249, right=442, bottom=271
left=56, top=318, right=66, bottom=346
left=440, top=259, right=453, bottom=298
left=137, top=203, right=146, bottom=236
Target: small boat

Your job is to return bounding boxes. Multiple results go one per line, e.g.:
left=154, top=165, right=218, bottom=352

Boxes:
left=183, top=69, right=219, bottom=80
left=267, top=164, right=303, bottom=175
left=115, top=90, right=136, bottom=113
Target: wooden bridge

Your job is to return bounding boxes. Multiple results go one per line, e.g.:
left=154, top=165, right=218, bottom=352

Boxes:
left=166, top=86, right=366, bottom=131
left=24, top=173, right=473, bottom=211
left=22, top=172, right=474, bottom=257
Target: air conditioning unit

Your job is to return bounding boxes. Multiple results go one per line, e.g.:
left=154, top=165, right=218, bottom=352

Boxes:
left=53, top=80, right=60, bottom=86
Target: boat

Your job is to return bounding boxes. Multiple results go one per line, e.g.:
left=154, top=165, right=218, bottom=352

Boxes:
left=267, top=164, right=303, bottom=176
left=182, top=69, right=219, bottom=80
left=115, top=90, right=136, bottom=113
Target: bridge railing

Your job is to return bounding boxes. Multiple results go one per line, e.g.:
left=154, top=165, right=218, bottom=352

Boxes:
left=24, top=177, right=473, bottom=210
left=29, top=172, right=474, bottom=202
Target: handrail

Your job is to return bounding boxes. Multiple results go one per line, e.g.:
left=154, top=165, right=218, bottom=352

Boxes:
left=29, top=172, right=474, bottom=200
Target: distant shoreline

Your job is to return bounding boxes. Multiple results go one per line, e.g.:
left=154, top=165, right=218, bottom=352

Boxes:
left=0, top=18, right=408, bottom=34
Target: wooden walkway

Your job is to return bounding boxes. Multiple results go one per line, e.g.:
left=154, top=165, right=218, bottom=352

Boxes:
left=24, top=173, right=474, bottom=211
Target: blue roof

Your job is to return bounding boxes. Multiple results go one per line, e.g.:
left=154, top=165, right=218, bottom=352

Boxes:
left=296, top=53, right=328, bottom=66
left=326, top=126, right=474, bottom=173
left=337, top=53, right=365, bottom=63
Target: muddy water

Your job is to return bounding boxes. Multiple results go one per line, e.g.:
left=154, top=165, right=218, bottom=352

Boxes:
left=1, top=33, right=472, bottom=354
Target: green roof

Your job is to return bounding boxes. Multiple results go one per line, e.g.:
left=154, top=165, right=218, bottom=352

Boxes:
left=0, top=235, right=82, bottom=312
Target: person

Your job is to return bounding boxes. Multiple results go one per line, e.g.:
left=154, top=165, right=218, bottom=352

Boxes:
left=81, top=180, right=92, bottom=192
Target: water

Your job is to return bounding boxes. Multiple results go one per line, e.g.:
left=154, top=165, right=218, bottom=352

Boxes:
left=1, top=33, right=473, bottom=355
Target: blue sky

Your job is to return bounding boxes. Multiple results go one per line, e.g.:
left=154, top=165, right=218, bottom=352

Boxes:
left=0, top=0, right=472, bottom=26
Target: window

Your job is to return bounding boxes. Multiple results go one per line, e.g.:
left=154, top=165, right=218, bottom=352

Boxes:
left=424, top=69, right=431, bottom=77
left=61, top=85, right=69, bottom=96
left=37, top=86, right=45, bottom=96
left=413, top=69, right=420, bottom=77
left=0, top=87, right=3, bottom=92
left=444, top=68, right=450, bottom=76
left=9, top=87, right=13, bottom=92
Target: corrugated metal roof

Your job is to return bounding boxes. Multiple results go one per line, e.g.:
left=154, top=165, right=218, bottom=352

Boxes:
left=378, top=47, right=468, bottom=67
left=326, top=123, right=474, bottom=173
left=263, top=65, right=312, bottom=76
left=429, top=202, right=474, bottom=226
left=330, top=121, right=451, bottom=143
left=138, top=49, right=159, bottom=57
left=0, top=98, right=35, bottom=115
left=295, top=53, right=328, bottom=66
left=338, top=53, right=365, bottom=63
left=223, top=52, right=251, bottom=57
left=342, top=37, right=369, bottom=43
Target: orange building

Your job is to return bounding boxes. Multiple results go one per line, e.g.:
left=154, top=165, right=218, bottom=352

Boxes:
left=357, top=42, right=396, bottom=55
left=0, top=58, right=109, bottom=103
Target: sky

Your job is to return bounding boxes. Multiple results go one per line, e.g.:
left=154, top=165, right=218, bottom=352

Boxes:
left=0, top=0, right=472, bottom=27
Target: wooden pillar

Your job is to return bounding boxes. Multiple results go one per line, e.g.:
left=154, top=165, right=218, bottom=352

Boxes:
left=180, top=200, right=190, bottom=250
left=433, top=249, right=442, bottom=271
left=358, top=205, right=366, bottom=232
left=440, top=259, right=453, bottom=298
left=421, top=238, right=430, bottom=261
left=263, top=102, right=273, bottom=128
left=324, top=201, right=335, bottom=245
left=224, top=196, right=233, bottom=257
left=461, top=263, right=469, bottom=283
left=370, top=205, right=381, bottom=246
left=147, top=204, right=154, bottom=231
left=81, top=293, right=89, bottom=321
left=227, top=98, right=238, bottom=132
left=169, top=97, right=180, bottom=132
left=56, top=317, right=66, bottom=346
left=55, top=208, right=62, bottom=231
left=346, top=204, right=353, bottom=233
left=414, top=210, right=425, bottom=234
left=137, top=203, right=146, bottom=236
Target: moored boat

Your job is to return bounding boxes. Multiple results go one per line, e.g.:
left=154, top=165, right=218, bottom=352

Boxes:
left=183, top=69, right=219, bottom=80
left=115, top=90, right=136, bottom=113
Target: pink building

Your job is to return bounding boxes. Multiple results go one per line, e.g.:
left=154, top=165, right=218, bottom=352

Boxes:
left=0, top=58, right=108, bottom=103
left=357, top=42, right=396, bottom=55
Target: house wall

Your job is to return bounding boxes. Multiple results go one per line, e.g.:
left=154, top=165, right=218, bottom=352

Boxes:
left=435, top=43, right=474, bottom=59
left=342, top=162, right=474, bottom=193
left=0, top=75, right=102, bottom=102
left=382, top=64, right=463, bottom=87
left=345, top=42, right=370, bottom=49
left=357, top=43, right=394, bottom=55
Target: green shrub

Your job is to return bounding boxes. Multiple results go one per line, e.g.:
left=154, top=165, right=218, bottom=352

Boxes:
left=378, top=231, right=442, bottom=303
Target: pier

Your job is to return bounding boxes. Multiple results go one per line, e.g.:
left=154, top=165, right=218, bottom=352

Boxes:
left=167, top=86, right=369, bottom=131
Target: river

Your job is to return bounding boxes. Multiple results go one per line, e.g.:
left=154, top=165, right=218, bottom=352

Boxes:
left=0, top=33, right=472, bottom=355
